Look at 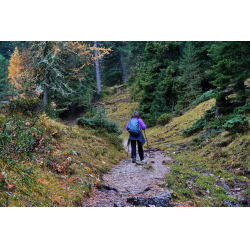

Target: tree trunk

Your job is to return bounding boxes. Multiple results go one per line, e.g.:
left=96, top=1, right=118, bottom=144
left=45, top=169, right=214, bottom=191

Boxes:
left=94, top=41, right=101, bottom=98
left=118, top=49, right=128, bottom=83
left=43, top=42, right=50, bottom=107
left=43, top=85, right=49, bottom=107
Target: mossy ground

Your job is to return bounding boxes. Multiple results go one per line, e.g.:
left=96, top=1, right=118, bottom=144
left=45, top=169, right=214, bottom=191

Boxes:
left=0, top=112, right=126, bottom=207
left=101, top=86, right=250, bottom=206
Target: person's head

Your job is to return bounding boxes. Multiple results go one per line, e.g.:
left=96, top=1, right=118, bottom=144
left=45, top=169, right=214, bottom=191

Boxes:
left=132, top=111, right=139, bottom=118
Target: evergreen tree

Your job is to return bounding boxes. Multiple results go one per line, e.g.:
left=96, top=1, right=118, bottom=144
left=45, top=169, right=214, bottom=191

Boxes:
left=176, top=42, right=202, bottom=110
left=0, top=54, right=13, bottom=101
left=130, top=41, right=180, bottom=126
left=209, top=42, right=250, bottom=114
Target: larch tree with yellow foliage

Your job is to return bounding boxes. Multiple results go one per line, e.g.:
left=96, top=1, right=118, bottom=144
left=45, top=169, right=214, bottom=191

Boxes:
left=7, top=47, right=25, bottom=96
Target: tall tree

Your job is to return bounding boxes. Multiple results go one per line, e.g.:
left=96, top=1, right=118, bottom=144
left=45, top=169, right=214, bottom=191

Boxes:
left=7, top=47, right=25, bottom=96
left=94, top=41, right=101, bottom=97
left=0, top=54, right=13, bottom=101
left=176, top=42, right=202, bottom=110
left=209, top=42, right=250, bottom=114
left=130, top=41, right=180, bottom=126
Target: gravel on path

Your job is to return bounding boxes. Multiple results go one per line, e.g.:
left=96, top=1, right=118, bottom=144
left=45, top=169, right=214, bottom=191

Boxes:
left=82, top=141, right=172, bottom=207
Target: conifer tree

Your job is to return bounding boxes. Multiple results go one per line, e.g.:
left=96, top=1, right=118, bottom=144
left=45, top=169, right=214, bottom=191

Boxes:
left=7, top=47, right=25, bottom=96
left=209, top=41, right=250, bottom=114
left=0, top=54, right=13, bottom=101
left=176, top=42, right=202, bottom=110
left=130, top=41, right=180, bottom=126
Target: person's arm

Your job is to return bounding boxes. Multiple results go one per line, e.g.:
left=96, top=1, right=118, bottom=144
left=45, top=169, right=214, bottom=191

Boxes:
left=138, top=119, right=146, bottom=130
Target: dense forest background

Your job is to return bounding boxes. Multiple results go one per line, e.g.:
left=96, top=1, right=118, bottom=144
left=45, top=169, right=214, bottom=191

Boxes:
left=1, top=41, right=250, bottom=132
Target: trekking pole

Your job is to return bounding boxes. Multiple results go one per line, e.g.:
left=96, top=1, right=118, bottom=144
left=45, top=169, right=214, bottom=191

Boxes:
left=144, top=130, right=149, bottom=148
left=127, top=140, right=129, bottom=157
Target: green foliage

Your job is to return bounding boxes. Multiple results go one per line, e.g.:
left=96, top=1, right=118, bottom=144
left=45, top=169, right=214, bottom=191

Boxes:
left=183, top=105, right=217, bottom=136
left=183, top=117, right=208, bottom=136
left=77, top=118, right=122, bottom=135
left=0, top=115, right=52, bottom=167
left=99, top=89, right=111, bottom=100
left=129, top=42, right=180, bottom=127
left=208, top=42, right=250, bottom=114
left=0, top=54, right=14, bottom=101
left=99, top=41, right=124, bottom=86
left=157, top=113, right=173, bottom=126
left=94, top=105, right=108, bottom=120
left=7, top=98, right=43, bottom=116
left=77, top=109, right=123, bottom=135
left=222, top=115, right=249, bottom=133
left=175, top=42, right=202, bottom=110
left=192, top=90, right=214, bottom=107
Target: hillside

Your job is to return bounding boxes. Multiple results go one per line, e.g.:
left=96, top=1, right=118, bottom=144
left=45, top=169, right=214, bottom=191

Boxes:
left=100, top=86, right=250, bottom=207
left=0, top=106, right=126, bottom=207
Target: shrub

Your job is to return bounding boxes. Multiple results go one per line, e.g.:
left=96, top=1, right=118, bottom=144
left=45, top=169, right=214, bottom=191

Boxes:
left=0, top=115, right=52, bottom=166
left=157, top=113, right=173, bottom=126
left=183, top=118, right=208, bottom=136
left=183, top=106, right=217, bottom=136
left=222, top=115, right=249, bottom=133
left=192, top=90, right=214, bottom=107
left=7, top=98, right=43, bottom=116
left=77, top=117, right=123, bottom=135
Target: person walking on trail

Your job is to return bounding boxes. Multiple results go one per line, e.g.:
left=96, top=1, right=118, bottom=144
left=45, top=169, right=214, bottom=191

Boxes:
left=126, top=111, right=147, bottom=163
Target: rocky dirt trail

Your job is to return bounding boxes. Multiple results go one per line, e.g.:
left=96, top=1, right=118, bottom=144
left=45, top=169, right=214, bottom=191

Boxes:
left=82, top=141, right=174, bottom=207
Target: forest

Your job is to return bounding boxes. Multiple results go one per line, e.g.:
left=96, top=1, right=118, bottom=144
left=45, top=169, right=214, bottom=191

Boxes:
left=1, top=41, right=250, bottom=208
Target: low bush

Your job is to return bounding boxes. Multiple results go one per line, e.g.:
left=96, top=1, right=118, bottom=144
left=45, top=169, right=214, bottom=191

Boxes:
left=0, top=114, right=53, bottom=169
left=7, top=98, right=43, bottom=116
left=183, top=117, right=208, bottom=136
left=157, top=113, right=173, bottom=126
left=222, top=115, right=249, bottom=133
left=183, top=105, right=217, bottom=136
left=77, top=117, right=123, bottom=135
left=192, top=90, right=214, bottom=107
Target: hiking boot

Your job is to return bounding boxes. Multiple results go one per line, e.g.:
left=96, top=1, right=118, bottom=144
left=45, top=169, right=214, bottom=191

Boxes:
left=132, top=157, right=136, bottom=163
left=140, top=159, right=147, bottom=164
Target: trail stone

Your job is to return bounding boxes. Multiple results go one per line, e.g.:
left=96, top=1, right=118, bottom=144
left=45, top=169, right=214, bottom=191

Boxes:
left=114, top=202, right=125, bottom=207
left=127, top=196, right=172, bottom=207
left=72, top=151, right=81, bottom=156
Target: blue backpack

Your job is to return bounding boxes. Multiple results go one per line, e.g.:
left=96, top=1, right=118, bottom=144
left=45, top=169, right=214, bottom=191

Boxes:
left=127, top=118, right=141, bottom=136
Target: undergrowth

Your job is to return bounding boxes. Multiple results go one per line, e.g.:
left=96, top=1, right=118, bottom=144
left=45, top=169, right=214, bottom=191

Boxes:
left=0, top=99, right=126, bottom=207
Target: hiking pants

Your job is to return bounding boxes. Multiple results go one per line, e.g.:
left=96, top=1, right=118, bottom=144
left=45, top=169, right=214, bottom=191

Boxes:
left=131, top=140, right=144, bottom=160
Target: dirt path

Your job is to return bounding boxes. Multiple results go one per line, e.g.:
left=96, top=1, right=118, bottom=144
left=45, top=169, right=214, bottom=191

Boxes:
left=82, top=141, right=173, bottom=207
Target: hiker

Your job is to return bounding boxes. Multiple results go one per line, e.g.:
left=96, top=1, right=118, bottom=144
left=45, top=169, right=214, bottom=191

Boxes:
left=126, top=111, right=146, bottom=163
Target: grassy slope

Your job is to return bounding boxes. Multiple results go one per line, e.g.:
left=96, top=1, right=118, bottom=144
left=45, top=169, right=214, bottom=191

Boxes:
left=101, top=86, right=250, bottom=206
left=98, top=85, right=139, bottom=139
left=0, top=112, right=126, bottom=207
